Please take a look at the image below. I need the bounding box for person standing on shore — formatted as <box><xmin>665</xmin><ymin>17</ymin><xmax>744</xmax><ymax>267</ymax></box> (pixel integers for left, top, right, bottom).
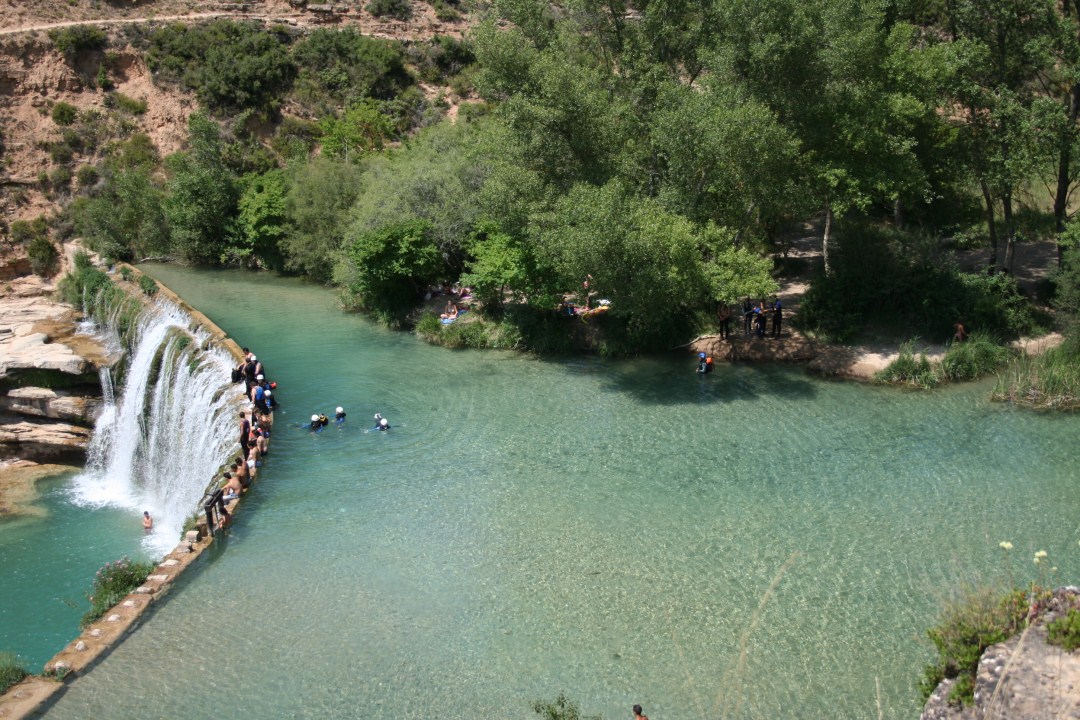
<box><xmin>717</xmin><ymin>302</ymin><xmax>732</xmax><ymax>340</ymax></box>
<box><xmin>239</xmin><ymin>411</ymin><xmax>250</xmax><ymax>458</ymax></box>
<box><xmin>771</xmin><ymin>298</ymin><xmax>783</xmax><ymax>337</ymax></box>
<box><xmin>742</xmin><ymin>297</ymin><xmax>753</xmax><ymax>336</ymax></box>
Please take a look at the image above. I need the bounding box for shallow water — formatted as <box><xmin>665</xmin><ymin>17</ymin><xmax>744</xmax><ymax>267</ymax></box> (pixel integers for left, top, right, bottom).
<box><xmin>0</xmin><ymin>472</ymin><xmax>151</xmax><ymax>670</ymax></box>
<box><xmin>32</xmin><ymin>266</ymin><xmax>1080</xmax><ymax>719</ymax></box>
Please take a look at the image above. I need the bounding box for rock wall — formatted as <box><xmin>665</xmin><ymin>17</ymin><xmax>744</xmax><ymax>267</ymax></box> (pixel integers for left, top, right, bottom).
<box><xmin>922</xmin><ymin>587</ymin><xmax>1080</xmax><ymax>720</ymax></box>
<box><xmin>0</xmin><ymin>264</ymin><xmax>112</xmax><ymax>474</ymax></box>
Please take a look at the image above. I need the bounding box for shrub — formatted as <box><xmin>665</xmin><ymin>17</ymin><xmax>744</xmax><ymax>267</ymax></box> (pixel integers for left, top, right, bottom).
<box><xmin>51</xmin><ymin>101</ymin><xmax>79</xmax><ymax>126</ymax></box>
<box><xmin>920</xmin><ymin>587</ymin><xmax>1032</xmax><ymax>706</ymax></box>
<box><xmin>28</xmin><ymin>236</ymin><xmax>59</xmax><ymax>276</ymax></box>
<box><xmin>58</xmin><ymin>251</ymin><xmax>113</xmax><ymax>306</ymax></box>
<box><xmin>291</xmin><ymin>28</ymin><xmax>411</xmax><ymax>113</ymax></box>
<box><xmin>0</xmin><ymin>653</ymin><xmax>28</xmax><ymax>695</ymax></box>
<box><xmin>81</xmin><ymin>556</ymin><xmax>154</xmax><ymax>627</ymax></box>
<box><xmin>799</xmin><ymin>222</ymin><xmax>1039</xmax><ymax>343</ymax></box>
<box><xmin>1048</xmin><ymin>607</ymin><xmax>1080</xmax><ymax>651</ymax></box>
<box><xmin>76</xmin><ymin>165</ymin><xmax>99</xmax><ymax>187</ymax></box>
<box><xmin>49</xmin><ymin>25</ymin><xmax>107</xmax><ymax>60</ymax></box>
<box><xmin>138</xmin><ymin>274</ymin><xmax>158</xmax><ymax>296</ymax></box>
<box><xmin>112</xmin><ymin>92</ymin><xmax>148</xmax><ymax>115</ymax></box>
<box><xmin>367</xmin><ymin>0</ymin><xmax>413</xmax><ymax>20</ymax></box>
<box><xmin>10</xmin><ymin>217</ymin><xmax>48</xmax><ymax>245</ymax></box>
<box><xmin>50</xmin><ymin>166</ymin><xmax>73</xmax><ymax>189</ymax></box>
<box><xmin>414</xmin><ymin>312</ymin><xmax>443</xmax><ymax>341</ymax></box>
<box><xmin>146</xmin><ymin>21</ymin><xmax>296</xmax><ymax>113</ymax></box>
<box><xmin>119</xmin><ymin>265</ymin><xmax>134</xmax><ymax>282</ymax></box>
<box><xmin>940</xmin><ymin>332</ymin><xmax>1010</xmax><ymax>382</ymax></box>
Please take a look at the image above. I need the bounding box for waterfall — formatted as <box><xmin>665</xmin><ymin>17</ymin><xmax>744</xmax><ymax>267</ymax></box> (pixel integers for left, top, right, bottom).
<box><xmin>71</xmin><ymin>298</ymin><xmax>245</xmax><ymax>556</ymax></box>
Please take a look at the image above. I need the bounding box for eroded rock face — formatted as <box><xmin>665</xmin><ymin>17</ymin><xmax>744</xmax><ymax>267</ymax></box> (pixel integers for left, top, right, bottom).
<box><xmin>0</xmin><ymin>419</ymin><xmax>92</xmax><ymax>460</ymax></box>
<box><xmin>921</xmin><ymin>588</ymin><xmax>1080</xmax><ymax>720</ymax></box>
<box><xmin>0</xmin><ymin>386</ymin><xmax>102</xmax><ymax>423</ymax></box>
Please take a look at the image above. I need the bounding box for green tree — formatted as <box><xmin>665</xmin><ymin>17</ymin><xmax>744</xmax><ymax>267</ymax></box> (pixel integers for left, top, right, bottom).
<box><xmin>73</xmin><ymin>168</ymin><xmax>169</xmax><ymax>261</ymax></box>
<box><xmin>281</xmin><ymin>157</ymin><xmax>364</xmax><ymax>282</ymax></box>
<box><xmin>164</xmin><ymin>113</ymin><xmax>238</xmax><ymax>264</ymax></box>
<box><xmin>235</xmin><ymin>169</ymin><xmax>287</xmax><ymax>269</ymax></box>
<box><xmin>337</xmin><ymin>219</ymin><xmax>446</xmax><ymax>324</ymax></box>
<box><xmin>461</xmin><ymin>221</ymin><xmax>535</xmax><ymax>310</ymax></box>
<box><xmin>291</xmin><ymin>28</ymin><xmax>411</xmax><ymax>113</ymax></box>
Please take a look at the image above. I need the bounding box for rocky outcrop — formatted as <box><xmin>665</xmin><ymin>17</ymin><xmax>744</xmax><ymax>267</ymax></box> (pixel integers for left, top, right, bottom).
<box><xmin>922</xmin><ymin>588</ymin><xmax>1080</xmax><ymax>720</ymax></box>
<box><xmin>0</xmin><ymin>387</ymin><xmax>101</xmax><ymax>423</ymax></box>
<box><xmin>0</xmin><ymin>418</ymin><xmax>92</xmax><ymax>460</ymax></box>
<box><xmin>0</xmin><ymin>265</ymin><xmax>109</xmax><ymax>470</ymax></box>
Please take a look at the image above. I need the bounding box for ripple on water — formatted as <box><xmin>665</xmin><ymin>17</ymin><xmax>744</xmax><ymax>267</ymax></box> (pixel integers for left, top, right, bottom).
<box><xmin>36</xmin><ymin>267</ymin><xmax>1080</xmax><ymax>720</ymax></box>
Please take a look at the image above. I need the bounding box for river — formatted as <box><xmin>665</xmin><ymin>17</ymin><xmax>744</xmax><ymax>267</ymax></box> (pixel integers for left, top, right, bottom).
<box><xmin>27</xmin><ymin>266</ymin><xmax>1080</xmax><ymax>719</ymax></box>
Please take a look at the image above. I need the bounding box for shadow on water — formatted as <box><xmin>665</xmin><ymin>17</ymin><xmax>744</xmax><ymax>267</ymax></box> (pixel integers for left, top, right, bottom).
<box><xmin>540</xmin><ymin>353</ymin><xmax>820</xmax><ymax>406</ymax></box>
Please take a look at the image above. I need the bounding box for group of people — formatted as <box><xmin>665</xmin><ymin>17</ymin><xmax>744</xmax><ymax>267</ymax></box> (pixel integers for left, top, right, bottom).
<box><xmin>715</xmin><ymin>298</ymin><xmax>783</xmax><ymax>340</ymax></box>
<box><xmin>222</xmin><ymin>346</ymin><xmax>278</xmax><ymax>529</ymax></box>
<box><xmin>307</xmin><ymin>407</ymin><xmax>391</xmax><ymax>432</ymax></box>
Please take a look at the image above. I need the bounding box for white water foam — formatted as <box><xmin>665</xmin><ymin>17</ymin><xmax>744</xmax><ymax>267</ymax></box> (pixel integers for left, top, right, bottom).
<box><xmin>70</xmin><ymin>298</ymin><xmax>244</xmax><ymax>556</ymax></box>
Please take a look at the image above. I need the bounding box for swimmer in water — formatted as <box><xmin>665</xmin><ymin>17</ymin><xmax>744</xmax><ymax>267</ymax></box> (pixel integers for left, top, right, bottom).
<box><xmin>310</xmin><ymin>414</ymin><xmax>322</xmax><ymax>431</ymax></box>
<box><xmin>335</xmin><ymin>406</ymin><xmax>346</xmax><ymax>423</ymax></box>
<box><xmin>142</xmin><ymin>511</ymin><xmax>153</xmax><ymax>532</ymax></box>
<box><xmin>373</xmin><ymin>413</ymin><xmax>390</xmax><ymax>431</ymax></box>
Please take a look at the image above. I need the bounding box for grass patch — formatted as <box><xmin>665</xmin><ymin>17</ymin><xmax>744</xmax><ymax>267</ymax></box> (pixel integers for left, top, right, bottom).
<box><xmin>875</xmin><ymin>340</ymin><xmax>940</xmax><ymax>388</ymax></box>
<box><xmin>940</xmin><ymin>332</ymin><xmax>1011</xmax><ymax>382</ymax></box>
<box><xmin>0</xmin><ymin>653</ymin><xmax>28</xmax><ymax>695</ymax></box>
<box><xmin>81</xmin><ymin>557</ymin><xmax>154</xmax><ymax>628</ymax></box>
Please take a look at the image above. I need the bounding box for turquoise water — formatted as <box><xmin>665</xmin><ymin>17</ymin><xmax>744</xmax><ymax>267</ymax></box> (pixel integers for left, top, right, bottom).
<box><xmin>37</xmin><ymin>266</ymin><xmax>1080</xmax><ymax>719</ymax></box>
<box><xmin>0</xmin><ymin>472</ymin><xmax>152</xmax><ymax>670</ymax></box>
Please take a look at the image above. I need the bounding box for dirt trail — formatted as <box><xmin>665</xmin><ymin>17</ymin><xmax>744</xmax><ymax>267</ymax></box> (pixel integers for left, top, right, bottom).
<box><xmin>0</xmin><ymin>13</ymin><xmax>284</xmax><ymax>37</ymax></box>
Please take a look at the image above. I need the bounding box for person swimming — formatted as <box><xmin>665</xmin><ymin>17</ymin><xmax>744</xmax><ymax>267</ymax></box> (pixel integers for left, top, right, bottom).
<box><xmin>373</xmin><ymin>413</ymin><xmax>390</xmax><ymax>431</ymax></box>
<box><xmin>335</xmin><ymin>406</ymin><xmax>346</xmax><ymax>423</ymax></box>
<box><xmin>309</xmin><ymin>414</ymin><xmax>322</xmax><ymax>431</ymax></box>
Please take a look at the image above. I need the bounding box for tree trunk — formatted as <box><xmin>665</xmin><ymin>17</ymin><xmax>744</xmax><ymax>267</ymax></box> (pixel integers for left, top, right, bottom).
<box><xmin>980</xmin><ymin>180</ymin><xmax>998</xmax><ymax>271</ymax></box>
<box><xmin>822</xmin><ymin>206</ymin><xmax>833</xmax><ymax>276</ymax></box>
<box><xmin>893</xmin><ymin>198</ymin><xmax>904</xmax><ymax>229</ymax></box>
<box><xmin>1002</xmin><ymin>191</ymin><xmax>1016</xmax><ymax>273</ymax></box>
<box><xmin>1053</xmin><ymin>84</ymin><xmax>1080</xmax><ymax>268</ymax></box>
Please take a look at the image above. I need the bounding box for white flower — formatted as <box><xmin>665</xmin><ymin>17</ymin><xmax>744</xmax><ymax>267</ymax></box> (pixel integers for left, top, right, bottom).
<box><xmin>1036</xmin><ymin>550</ymin><xmax>1048</xmax><ymax>559</ymax></box>
<box><xmin>1000</xmin><ymin>541</ymin><xmax>1014</xmax><ymax>551</ymax></box>
<box><xmin>1034</xmin><ymin>557</ymin><xmax>1042</xmax><ymax>565</ymax></box>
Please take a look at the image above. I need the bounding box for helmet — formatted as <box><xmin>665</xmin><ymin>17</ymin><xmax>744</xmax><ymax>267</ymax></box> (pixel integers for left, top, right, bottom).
<box><xmin>264</xmin><ymin>390</ymin><xmax>272</xmax><ymax>396</ymax></box>
<box><xmin>336</xmin><ymin>407</ymin><xmax>344</xmax><ymax>414</ymax></box>
<box><xmin>250</xmin><ymin>356</ymin><xmax>256</xmax><ymax>362</ymax></box>
<box><xmin>257</xmin><ymin>374</ymin><xmax>264</xmax><ymax>380</ymax></box>
<box><xmin>311</xmin><ymin>414</ymin><xmax>319</xmax><ymax>422</ymax></box>
<box><xmin>698</xmin><ymin>352</ymin><xmax>706</xmax><ymax>359</ymax></box>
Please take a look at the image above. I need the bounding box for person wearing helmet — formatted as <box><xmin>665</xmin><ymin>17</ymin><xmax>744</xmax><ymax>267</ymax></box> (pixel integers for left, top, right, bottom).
<box><xmin>263</xmin><ymin>389</ymin><xmax>274</xmax><ymax>411</ymax></box>
<box><xmin>318</xmin><ymin>413</ymin><xmax>329</xmax><ymax>427</ymax></box>
<box><xmin>374</xmin><ymin>413</ymin><xmax>390</xmax><ymax>431</ymax></box>
<box><xmin>697</xmin><ymin>352</ymin><xmax>713</xmax><ymax>374</ymax></box>
<box><xmin>335</xmin><ymin>406</ymin><xmax>347</xmax><ymax>423</ymax></box>
<box><xmin>310</xmin><ymin>414</ymin><xmax>322</xmax><ymax>431</ymax></box>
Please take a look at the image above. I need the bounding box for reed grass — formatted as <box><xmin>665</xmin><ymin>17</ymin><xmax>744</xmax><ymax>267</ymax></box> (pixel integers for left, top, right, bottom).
<box><xmin>992</xmin><ymin>335</ymin><xmax>1080</xmax><ymax>409</ymax></box>
<box><xmin>0</xmin><ymin>653</ymin><xmax>28</xmax><ymax>695</ymax></box>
